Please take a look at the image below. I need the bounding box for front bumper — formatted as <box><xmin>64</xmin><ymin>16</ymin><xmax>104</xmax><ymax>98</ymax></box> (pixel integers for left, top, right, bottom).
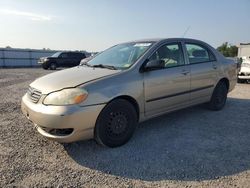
<box><xmin>21</xmin><ymin>94</ymin><xmax>105</xmax><ymax>143</ymax></box>
<box><xmin>238</xmin><ymin>75</ymin><xmax>250</xmax><ymax>80</ymax></box>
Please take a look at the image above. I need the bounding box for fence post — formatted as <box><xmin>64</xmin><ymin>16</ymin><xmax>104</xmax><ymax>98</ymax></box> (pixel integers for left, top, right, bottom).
<box><xmin>2</xmin><ymin>49</ymin><xmax>6</xmax><ymax>67</ymax></box>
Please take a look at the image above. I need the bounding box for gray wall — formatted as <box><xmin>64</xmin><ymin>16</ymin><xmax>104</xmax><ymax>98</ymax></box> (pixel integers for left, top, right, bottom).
<box><xmin>0</xmin><ymin>48</ymin><xmax>57</xmax><ymax>67</ymax></box>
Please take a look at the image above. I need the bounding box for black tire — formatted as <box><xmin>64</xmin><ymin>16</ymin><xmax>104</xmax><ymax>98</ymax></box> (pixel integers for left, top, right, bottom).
<box><xmin>237</xmin><ymin>78</ymin><xmax>242</xmax><ymax>83</ymax></box>
<box><xmin>237</xmin><ymin>78</ymin><xmax>245</xmax><ymax>84</ymax></box>
<box><xmin>42</xmin><ymin>64</ymin><xmax>49</xmax><ymax>70</ymax></box>
<box><xmin>94</xmin><ymin>99</ymin><xmax>137</xmax><ymax>147</ymax></box>
<box><xmin>208</xmin><ymin>81</ymin><xmax>228</xmax><ymax>111</ymax></box>
<box><xmin>50</xmin><ymin>63</ymin><xmax>57</xmax><ymax>70</ymax></box>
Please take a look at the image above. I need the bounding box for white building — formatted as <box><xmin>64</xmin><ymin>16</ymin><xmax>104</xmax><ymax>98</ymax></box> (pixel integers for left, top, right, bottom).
<box><xmin>238</xmin><ymin>43</ymin><xmax>250</xmax><ymax>58</ymax></box>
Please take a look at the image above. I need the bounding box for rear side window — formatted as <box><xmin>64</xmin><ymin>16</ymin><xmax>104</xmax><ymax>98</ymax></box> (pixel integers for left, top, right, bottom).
<box><xmin>78</xmin><ymin>53</ymin><xmax>86</xmax><ymax>58</ymax></box>
<box><xmin>81</xmin><ymin>53</ymin><xmax>86</xmax><ymax>58</ymax></box>
<box><xmin>69</xmin><ymin>52</ymin><xmax>86</xmax><ymax>58</ymax></box>
<box><xmin>68</xmin><ymin>52</ymin><xmax>77</xmax><ymax>58</ymax></box>
<box><xmin>185</xmin><ymin>43</ymin><xmax>216</xmax><ymax>64</ymax></box>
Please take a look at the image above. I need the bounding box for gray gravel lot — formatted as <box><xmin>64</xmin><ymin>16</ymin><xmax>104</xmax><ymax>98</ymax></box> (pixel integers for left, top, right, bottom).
<box><xmin>0</xmin><ymin>68</ymin><xmax>250</xmax><ymax>188</ymax></box>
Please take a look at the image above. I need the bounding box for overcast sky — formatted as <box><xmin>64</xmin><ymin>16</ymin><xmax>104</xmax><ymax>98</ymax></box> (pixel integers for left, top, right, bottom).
<box><xmin>0</xmin><ymin>0</ymin><xmax>249</xmax><ymax>52</ymax></box>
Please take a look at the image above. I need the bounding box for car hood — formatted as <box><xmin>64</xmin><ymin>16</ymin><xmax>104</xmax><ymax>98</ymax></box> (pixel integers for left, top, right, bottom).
<box><xmin>240</xmin><ymin>67</ymin><xmax>250</xmax><ymax>73</ymax></box>
<box><xmin>30</xmin><ymin>66</ymin><xmax>121</xmax><ymax>94</ymax></box>
<box><xmin>39</xmin><ymin>57</ymin><xmax>48</xmax><ymax>60</ymax></box>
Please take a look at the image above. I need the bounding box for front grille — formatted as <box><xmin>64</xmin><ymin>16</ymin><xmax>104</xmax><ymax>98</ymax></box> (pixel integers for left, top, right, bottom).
<box><xmin>239</xmin><ymin>72</ymin><xmax>250</xmax><ymax>76</ymax></box>
<box><xmin>40</xmin><ymin>126</ymin><xmax>74</xmax><ymax>136</ymax></box>
<box><xmin>27</xmin><ymin>87</ymin><xmax>42</xmax><ymax>103</ymax></box>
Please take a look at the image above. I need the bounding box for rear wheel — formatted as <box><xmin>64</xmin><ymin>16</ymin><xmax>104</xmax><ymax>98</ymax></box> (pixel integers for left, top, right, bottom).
<box><xmin>95</xmin><ymin>99</ymin><xmax>137</xmax><ymax>147</ymax></box>
<box><xmin>208</xmin><ymin>81</ymin><xmax>228</xmax><ymax>111</ymax></box>
<box><xmin>50</xmin><ymin>63</ymin><xmax>57</xmax><ymax>70</ymax></box>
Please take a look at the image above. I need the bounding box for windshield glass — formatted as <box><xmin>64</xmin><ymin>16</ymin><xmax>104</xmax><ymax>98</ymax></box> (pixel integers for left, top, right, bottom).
<box><xmin>51</xmin><ymin>52</ymin><xmax>62</xmax><ymax>57</ymax></box>
<box><xmin>87</xmin><ymin>42</ymin><xmax>153</xmax><ymax>69</ymax></box>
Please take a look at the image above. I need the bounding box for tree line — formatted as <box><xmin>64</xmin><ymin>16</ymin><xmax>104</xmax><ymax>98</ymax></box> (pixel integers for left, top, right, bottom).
<box><xmin>217</xmin><ymin>42</ymin><xmax>238</xmax><ymax>57</ymax></box>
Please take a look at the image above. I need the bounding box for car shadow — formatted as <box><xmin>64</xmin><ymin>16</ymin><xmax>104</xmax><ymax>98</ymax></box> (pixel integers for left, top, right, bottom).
<box><xmin>64</xmin><ymin>97</ymin><xmax>250</xmax><ymax>181</ymax></box>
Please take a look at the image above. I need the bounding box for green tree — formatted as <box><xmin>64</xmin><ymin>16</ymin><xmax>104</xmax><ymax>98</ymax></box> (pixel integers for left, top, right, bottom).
<box><xmin>217</xmin><ymin>42</ymin><xmax>238</xmax><ymax>57</ymax></box>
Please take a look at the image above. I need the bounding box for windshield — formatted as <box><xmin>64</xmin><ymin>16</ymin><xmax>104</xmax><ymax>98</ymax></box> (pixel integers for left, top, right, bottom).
<box><xmin>51</xmin><ymin>52</ymin><xmax>62</xmax><ymax>57</ymax></box>
<box><xmin>87</xmin><ymin>42</ymin><xmax>153</xmax><ymax>69</ymax></box>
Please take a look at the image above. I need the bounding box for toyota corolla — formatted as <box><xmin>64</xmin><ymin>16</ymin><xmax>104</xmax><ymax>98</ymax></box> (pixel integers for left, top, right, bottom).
<box><xmin>21</xmin><ymin>38</ymin><xmax>237</xmax><ymax>147</ymax></box>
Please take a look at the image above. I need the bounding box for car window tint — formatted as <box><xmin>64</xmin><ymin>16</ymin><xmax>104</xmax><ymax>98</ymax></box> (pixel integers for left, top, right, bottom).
<box><xmin>149</xmin><ymin>43</ymin><xmax>185</xmax><ymax>68</ymax></box>
<box><xmin>68</xmin><ymin>53</ymin><xmax>75</xmax><ymax>58</ymax></box>
<box><xmin>185</xmin><ymin>43</ymin><xmax>215</xmax><ymax>64</ymax></box>
<box><xmin>60</xmin><ymin>53</ymin><xmax>68</xmax><ymax>58</ymax></box>
<box><xmin>69</xmin><ymin>53</ymin><xmax>80</xmax><ymax>58</ymax></box>
<box><xmin>77</xmin><ymin>53</ymin><xmax>86</xmax><ymax>58</ymax></box>
<box><xmin>81</xmin><ymin>53</ymin><xmax>86</xmax><ymax>58</ymax></box>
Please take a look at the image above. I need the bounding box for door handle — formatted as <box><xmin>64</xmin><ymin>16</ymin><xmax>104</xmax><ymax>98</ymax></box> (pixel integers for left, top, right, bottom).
<box><xmin>213</xmin><ymin>64</ymin><xmax>217</xmax><ymax>69</ymax></box>
<box><xmin>181</xmin><ymin>70</ymin><xmax>189</xmax><ymax>75</ymax></box>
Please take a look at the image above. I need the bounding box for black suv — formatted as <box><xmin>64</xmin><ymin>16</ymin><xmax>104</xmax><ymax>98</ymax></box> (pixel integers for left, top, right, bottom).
<box><xmin>38</xmin><ymin>51</ymin><xmax>86</xmax><ymax>70</ymax></box>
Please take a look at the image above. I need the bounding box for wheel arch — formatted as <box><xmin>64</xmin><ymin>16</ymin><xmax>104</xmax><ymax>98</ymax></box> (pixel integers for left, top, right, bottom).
<box><xmin>49</xmin><ymin>61</ymin><xmax>57</xmax><ymax>66</ymax></box>
<box><xmin>218</xmin><ymin>77</ymin><xmax>229</xmax><ymax>91</ymax></box>
<box><xmin>108</xmin><ymin>95</ymin><xmax>140</xmax><ymax>121</ymax></box>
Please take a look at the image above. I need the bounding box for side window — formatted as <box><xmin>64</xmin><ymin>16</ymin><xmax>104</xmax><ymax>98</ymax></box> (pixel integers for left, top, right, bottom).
<box><xmin>185</xmin><ymin>43</ymin><xmax>216</xmax><ymax>64</ymax></box>
<box><xmin>149</xmin><ymin>43</ymin><xmax>185</xmax><ymax>68</ymax></box>
<box><xmin>73</xmin><ymin>53</ymin><xmax>80</xmax><ymax>58</ymax></box>
<box><xmin>60</xmin><ymin>53</ymin><xmax>68</xmax><ymax>58</ymax></box>
<box><xmin>72</xmin><ymin>53</ymin><xmax>86</xmax><ymax>59</ymax></box>
<box><xmin>68</xmin><ymin>53</ymin><xmax>74</xmax><ymax>58</ymax></box>
<box><xmin>81</xmin><ymin>53</ymin><xmax>86</xmax><ymax>59</ymax></box>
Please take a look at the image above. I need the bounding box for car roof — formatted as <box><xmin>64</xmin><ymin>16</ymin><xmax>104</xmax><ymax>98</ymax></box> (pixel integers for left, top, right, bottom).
<box><xmin>61</xmin><ymin>51</ymin><xmax>84</xmax><ymax>54</ymax></box>
<box><xmin>126</xmin><ymin>38</ymin><xmax>207</xmax><ymax>44</ymax></box>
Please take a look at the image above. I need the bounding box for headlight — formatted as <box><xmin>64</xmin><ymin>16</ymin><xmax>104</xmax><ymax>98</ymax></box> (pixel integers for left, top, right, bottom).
<box><xmin>43</xmin><ymin>88</ymin><xmax>88</xmax><ymax>105</ymax></box>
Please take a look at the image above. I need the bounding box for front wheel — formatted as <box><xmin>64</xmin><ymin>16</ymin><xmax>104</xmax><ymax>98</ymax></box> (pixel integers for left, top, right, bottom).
<box><xmin>94</xmin><ymin>99</ymin><xmax>137</xmax><ymax>147</ymax></box>
<box><xmin>50</xmin><ymin>63</ymin><xmax>57</xmax><ymax>70</ymax></box>
<box><xmin>207</xmin><ymin>82</ymin><xmax>228</xmax><ymax>111</ymax></box>
<box><xmin>42</xmin><ymin>64</ymin><xmax>49</xmax><ymax>70</ymax></box>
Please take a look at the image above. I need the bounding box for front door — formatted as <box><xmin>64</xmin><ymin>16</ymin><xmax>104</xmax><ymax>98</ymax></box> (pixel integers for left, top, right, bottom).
<box><xmin>143</xmin><ymin>42</ymin><xmax>190</xmax><ymax>117</ymax></box>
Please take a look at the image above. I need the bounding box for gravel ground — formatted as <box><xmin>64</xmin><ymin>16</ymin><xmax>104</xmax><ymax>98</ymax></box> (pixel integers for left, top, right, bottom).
<box><xmin>0</xmin><ymin>68</ymin><xmax>250</xmax><ymax>188</ymax></box>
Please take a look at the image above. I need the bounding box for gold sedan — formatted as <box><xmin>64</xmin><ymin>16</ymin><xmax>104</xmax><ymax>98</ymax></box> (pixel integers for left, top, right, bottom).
<box><xmin>21</xmin><ymin>38</ymin><xmax>237</xmax><ymax>147</ymax></box>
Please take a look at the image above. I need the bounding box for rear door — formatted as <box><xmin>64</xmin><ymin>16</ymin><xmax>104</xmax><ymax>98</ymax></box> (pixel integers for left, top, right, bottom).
<box><xmin>144</xmin><ymin>42</ymin><xmax>191</xmax><ymax>117</ymax></box>
<box><xmin>184</xmin><ymin>43</ymin><xmax>218</xmax><ymax>104</ymax></box>
<box><xmin>59</xmin><ymin>52</ymin><xmax>71</xmax><ymax>67</ymax></box>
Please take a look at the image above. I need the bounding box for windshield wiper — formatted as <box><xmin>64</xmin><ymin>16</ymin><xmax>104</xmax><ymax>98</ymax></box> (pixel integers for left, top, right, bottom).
<box><xmin>80</xmin><ymin>62</ymin><xmax>93</xmax><ymax>67</ymax></box>
<box><xmin>92</xmin><ymin>64</ymin><xmax>117</xmax><ymax>70</ymax></box>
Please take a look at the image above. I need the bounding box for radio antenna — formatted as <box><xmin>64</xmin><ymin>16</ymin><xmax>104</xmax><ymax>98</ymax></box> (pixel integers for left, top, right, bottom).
<box><xmin>182</xmin><ymin>26</ymin><xmax>190</xmax><ymax>37</ymax></box>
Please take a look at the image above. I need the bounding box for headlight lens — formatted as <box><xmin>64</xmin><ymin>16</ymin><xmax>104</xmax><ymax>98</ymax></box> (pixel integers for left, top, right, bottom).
<box><xmin>43</xmin><ymin>88</ymin><xmax>88</xmax><ymax>105</ymax></box>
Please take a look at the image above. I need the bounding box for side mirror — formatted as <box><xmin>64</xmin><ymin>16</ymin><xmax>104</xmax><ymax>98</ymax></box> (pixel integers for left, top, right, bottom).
<box><xmin>142</xmin><ymin>59</ymin><xmax>165</xmax><ymax>72</ymax></box>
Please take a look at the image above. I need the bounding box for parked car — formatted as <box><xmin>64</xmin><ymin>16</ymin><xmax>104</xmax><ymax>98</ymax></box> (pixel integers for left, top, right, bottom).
<box><xmin>38</xmin><ymin>51</ymin><xmax>86</xmax><ymax>70</ymax></box>
<box><xmin>21</xmin><ymin>38</ymin><xmax>237</xmax><ymax>147</ymax></box>
<box><xmin>237</xmin><ymin>56</ymin><xmax>250</xmax><ymax>83</ymax></box>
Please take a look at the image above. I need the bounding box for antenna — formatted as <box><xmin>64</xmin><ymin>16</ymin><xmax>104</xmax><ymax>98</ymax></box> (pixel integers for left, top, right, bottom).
<box><xmin>182</xmin><ymin>26</ymin><xmax>190</xmax><ymax>38</ymax></box>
